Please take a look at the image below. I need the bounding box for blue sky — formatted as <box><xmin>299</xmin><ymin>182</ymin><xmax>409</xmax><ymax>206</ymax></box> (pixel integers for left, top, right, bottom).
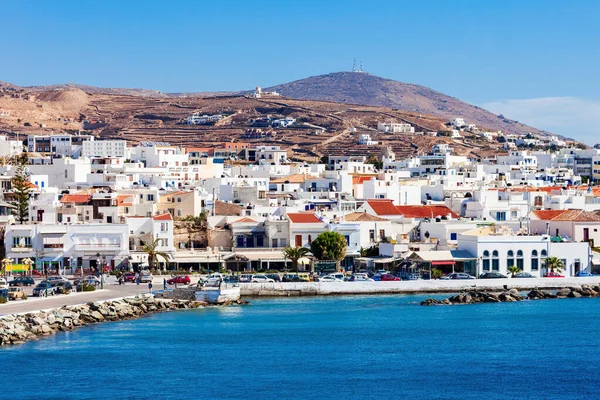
<box><xmin>2</xmin><ymin>0</ymin><xmax>599</xmax><ymax>142</ymax></box>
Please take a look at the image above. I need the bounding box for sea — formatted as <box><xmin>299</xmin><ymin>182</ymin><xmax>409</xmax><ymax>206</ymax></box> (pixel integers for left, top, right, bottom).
<box><xmin>2</xmin><ymin>295</ymin><xmax>600</xmax><ymax>400</ymax></box>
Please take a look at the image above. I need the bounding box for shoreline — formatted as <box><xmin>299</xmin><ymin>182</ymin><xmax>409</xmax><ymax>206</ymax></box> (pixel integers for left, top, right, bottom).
<box><xmin>0</xmin><ymin>295</ymin><xmax>207</xmax><ymax>347</ymax></box>
<box><xmin>240</xmin><ymin>277</ymin><xmax>600</xmax><ymax>296</ymax></box>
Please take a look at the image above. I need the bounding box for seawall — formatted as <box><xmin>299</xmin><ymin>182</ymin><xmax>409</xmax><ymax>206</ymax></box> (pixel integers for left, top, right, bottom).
<box><xmin>0</xmin><ymin>296</ymin><xmax>204</xmax><ymax>346</ymax></box>
<box><xmin>240</xmin><ymin>277</ymin><xmax>600</xmax><ymax>296</ymax></box>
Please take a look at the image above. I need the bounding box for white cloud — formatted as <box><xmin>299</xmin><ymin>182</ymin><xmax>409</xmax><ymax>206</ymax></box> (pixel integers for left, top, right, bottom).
<box><xmin>482</xmin><ymin>97</ymin><xmax>600</xmax><ymax>145</ymax></box>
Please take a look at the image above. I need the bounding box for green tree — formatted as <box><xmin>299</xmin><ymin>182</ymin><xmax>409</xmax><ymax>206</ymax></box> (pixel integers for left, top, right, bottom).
<box><xmin>283</xmin><ymin>246</ymin><xmax>310</xmax><ymax>273</ymax></box>
<box><xmin>544</xmin><ymin>256</ymin><xmax>564</xmax><ymax>274</ymax></box>
<box><xmin>10</xmin><ymin>164</ymin><xmax>32</xmax><ymax>224</ymax></box>
<box><xmin>366</xmin><ymin>154</ymin><xmax>383</xmax><ymax>170</ymax></box>
<box><xmin>431</xmin><ymin>268</ymin><xmax>444</xmax><ymax>279</ymax></box>
<box><xmin>310</xmin><ymin>231</ymin><xmax>347</xmax><ymax>262</ymax></box>
<box><xmin>142</xmin><ymin>238</ymin><xmax>171</xmax><ymax>272</ymax></box>
<box><xmin>507</xmin><ymin>265</ymin><xmax>521</xmax><ymax>278</ymax></box>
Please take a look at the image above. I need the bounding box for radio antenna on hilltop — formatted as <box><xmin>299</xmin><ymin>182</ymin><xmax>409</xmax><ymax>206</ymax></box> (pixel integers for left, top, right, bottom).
<box><xmin>353</xmin><ymin>57</ymin><xmax>357</xmax><ymax>72</ymax></box>
<box><xmin>359</xmin><ymin>61</ymin><xmax>363</xmax><ymax>73</ymax></box>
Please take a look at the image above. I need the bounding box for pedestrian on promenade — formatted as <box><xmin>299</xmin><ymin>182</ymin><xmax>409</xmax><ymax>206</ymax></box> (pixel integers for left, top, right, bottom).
<box><xmin>163</xmin><ymin>278</ymin><xmax>167</xmax><ymax>290</ymax></box>
<box><xmin>148</xmin><ymin>282</ymin><xmax>153</xmax><ymax>293</ymax></box>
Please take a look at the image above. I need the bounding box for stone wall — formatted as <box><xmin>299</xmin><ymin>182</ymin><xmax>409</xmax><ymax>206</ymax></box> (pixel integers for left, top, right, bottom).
<box><xmin>0</xmin><ymin>296</ymin><xmax>205</xmax><ymax>346</ymax></box>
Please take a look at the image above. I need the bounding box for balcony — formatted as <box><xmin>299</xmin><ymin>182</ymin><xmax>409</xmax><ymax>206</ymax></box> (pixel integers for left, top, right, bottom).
<box><xmin>43</xmin><ymin>243</ymin><xmax>64</xmax><ymax>249</ymax></box>
<box><xmin>11</xmin><ymin>246</ymin><xmax>33</xmax><ymax>253</ymax></box>
<box><xmin>75</xmin><ymin>243</ymin><xmax>122</xmax><ymax>251</ymax></box>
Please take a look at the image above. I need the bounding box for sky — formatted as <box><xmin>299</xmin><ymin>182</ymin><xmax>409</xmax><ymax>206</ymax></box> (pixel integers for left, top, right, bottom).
<box><xmin>1</xmin><ymin>0</ymin><xmax>599</xmax><ymax>143</ymax></box>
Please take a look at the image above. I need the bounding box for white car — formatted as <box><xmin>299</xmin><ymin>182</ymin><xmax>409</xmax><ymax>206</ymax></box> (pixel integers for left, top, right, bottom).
<box><xmin>139</xmin><ymin>273</ymin><xmax>153</xmax><ymax>283</ymax></box>
<box><xmin>250</xmin><ymin>274</ymin><xmax>275</xmax><ymax>283</ymax></box>
<box><xmin>47</xmin><ymin>275</ymin><xmax>69</xmax><ymax>283</ymax></box>
<box><xmin>349</xmin><ymin>273</ymin><xmax>374</xmax><ymax>282</ymax></box>
<box><xmin>0</xmin><ymin>277</ymin><xmax>7</xmax><ymax>290</ymax></box>
<box><xmin>319</xmin><ymin>275</ymin><xmax>343</xmax><ymax>282</ymax></box>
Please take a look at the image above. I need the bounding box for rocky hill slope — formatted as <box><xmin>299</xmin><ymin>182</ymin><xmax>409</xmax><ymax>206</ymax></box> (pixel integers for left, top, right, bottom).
<box><xmin>267</xmin><ymin>72</ymin><xmax>548</xmax><ymax>137</ymax></box>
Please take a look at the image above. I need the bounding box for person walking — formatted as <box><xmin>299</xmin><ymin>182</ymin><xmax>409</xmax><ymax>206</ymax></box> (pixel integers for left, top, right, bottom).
<box><xmin>163</xmin><ymin>278</ymin><xmax>167</xmax><ymax>291</ymax></box>
<box><xmin>148</xmin><ymin>282</ymin><xmax>153</xmax><ymax>294</ymax></box>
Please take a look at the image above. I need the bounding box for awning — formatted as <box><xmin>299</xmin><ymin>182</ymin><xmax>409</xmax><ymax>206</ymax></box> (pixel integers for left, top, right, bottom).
<box><xmin>592</xmin><ymin>259</ymin><xmax>600</xmax><ymax>265</ymax></box>
<box><xmin>431</xmin><ymin>261</ymin><xmax>456</xmax><ymax>266</ymax></box>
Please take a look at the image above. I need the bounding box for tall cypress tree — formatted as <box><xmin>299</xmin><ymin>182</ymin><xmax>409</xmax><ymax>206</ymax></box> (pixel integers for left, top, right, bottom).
<box><xmin>10</xmin><ymin>164</ymin><xmax>32</xmax><ymax>224</ymax></box>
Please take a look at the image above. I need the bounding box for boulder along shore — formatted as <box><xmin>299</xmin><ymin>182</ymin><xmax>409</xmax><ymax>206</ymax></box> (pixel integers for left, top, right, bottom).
<box><xmin>421</xmin><ymin>284</ymin><xmax>600</xmax><ymax>306</ymax></box>
<box><xmin>0</xmin><ymin>296</ymin><xmax>218</xmax><ymax>346</ymax></box>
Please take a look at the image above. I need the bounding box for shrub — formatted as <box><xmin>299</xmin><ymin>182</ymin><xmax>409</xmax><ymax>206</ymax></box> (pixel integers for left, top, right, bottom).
<box><xmin>0</xmin><ymin>297</ymin><xmax>7</xmax><ymax>304</ymax></box>
<box><xmin>78</xmin><ymin>284</ymin><xmax>96</xmax><ymax>292</ymax></box>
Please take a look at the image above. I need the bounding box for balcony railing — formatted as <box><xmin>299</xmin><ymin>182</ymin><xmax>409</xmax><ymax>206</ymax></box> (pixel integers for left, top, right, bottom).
<box><xmin>43</xmin><ymin>243</ymin><xmax>64</xmax><ymax>249</ymax></box>
<box><xmin>75</xmin><ymin>243</ymin><xmax>122</xmax><ymax>250</ymax></box>
<box><xmin>11</xmin><ymin>246</ymin><xmax>33</xmax><ymax>252</ymax></box>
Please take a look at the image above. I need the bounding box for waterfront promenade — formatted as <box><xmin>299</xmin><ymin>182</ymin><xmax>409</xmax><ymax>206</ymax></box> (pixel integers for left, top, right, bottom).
<box><xmin>4</xmin><ymin>276</ymin><xmax>600</xmax><ymax>316</ymax></box>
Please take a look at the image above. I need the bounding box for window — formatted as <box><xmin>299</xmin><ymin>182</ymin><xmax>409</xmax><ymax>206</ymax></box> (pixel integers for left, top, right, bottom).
<box><xmin>177</xmin><ymin>209</ymin><xmax>182</xmax><ymax>217</ymax></box>
<box><xmin>516</xmin><ymin>250</ymin><xmax>524</xmax><ymax>269</ymax></box>
<box><xmin>541</xmin><ymin>249</ymin><xmax>547</xmax><ymax>259</ymax></box>
<box><xmin>308</xmin><ymin>235</ymin><xmax>312</xmax><ymax>244</ymax></box>
<box><xmin>276</xmin><ymin>225</ymin><xmax>282</xmax><ymax>233</ymax></box>
<box><xmin>177</xmin><ymin>198</ymin><xmax>182</xmax><ymax>203</ymax></box>
<box><xmin>161</xmin><ymin>223</ymin><xmax>167</xmax><ymax>232</ymax></box>
<box><xmin>531</xmin><ymin>250</ymin><xmax>539</xmax><ymax>271</ymax></box>
<box><xmin>272</xmin><ymin>239</ymin><xmax>278</xmax><ymax>247</ymax></box>
<box><xmin>369</xmin><ymin>230</ymin><xmax>375</xmax><ymax>242</ymax></box>
<box><xmin>507</xmin><ymin>250</ymin><xmax>514</xmax><ymax>268</ymax></box>
<box><xmin>147</xmin><ymin>194</ymin><xmax>155</xmax><ymax>201</ymax></box>
<box><xmin>496</xmin><ymin>212</ymin><xmax>506</xmax><ymax>221</ymax></box>
<box><xmin>492</xmin><ymin>250</ymin><xmax>499</xmax><ymax>271</ymax></box>
<box><xmin>379</xmin><ymin>229</ymin><xmax>385</xmax><ymax>240</ymax></box>
<box><xmin>450</xmin><ymin>232</ymin><xmax>457</xmax><ymax>241</ymax></box>
<box><xmin>482</xmin><ymin>250</ymin><xmax>490</xmax><ymax>271</ymax></box>
<box><xmin>280</xmin><ymin>238</ymin><xmax>287</xmax><ymax>247</ymax></box>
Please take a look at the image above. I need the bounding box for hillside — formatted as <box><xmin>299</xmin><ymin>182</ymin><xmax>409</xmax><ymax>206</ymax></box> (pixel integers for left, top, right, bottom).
<box><xmin>0</xmin><ymin>85</ymin><xmax>510</xmax><ymax>160</ymax></box>
<box><xmin>267</xmin><ymin>72</ymin><xmax>549</xmax><ymax>137</ymax></box>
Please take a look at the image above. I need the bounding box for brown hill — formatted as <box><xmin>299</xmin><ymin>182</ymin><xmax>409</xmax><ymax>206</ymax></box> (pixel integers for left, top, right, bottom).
<box><xmin>266</xmin><ymin>72</ymin><xmax>549</xmax><ymax>137</ymax></box>
<box><xmin>0</xmin><ymin>86</ymin><xmax>511</xmax><ymax>160</ymax></box>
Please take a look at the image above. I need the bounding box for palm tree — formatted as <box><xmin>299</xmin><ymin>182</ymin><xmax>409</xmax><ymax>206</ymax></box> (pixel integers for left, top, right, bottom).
<box><xmin>142</xmin><ymin>238</ymin><xmax>171</xmax><ymax>272</ymax></box>
<box><xmin>507</xmin><ymin>265</ymin><xmax>521</xmax><ymax>278</ymax></box>
<box><xmin>544</xmin><ymin>256</ymin><xmax>564</xmax><ymax>275</ymax></box>
<box><xmin>283</xmin><ymin>246</ymin><xmax>310</xmax><ymax>273</ymax></box>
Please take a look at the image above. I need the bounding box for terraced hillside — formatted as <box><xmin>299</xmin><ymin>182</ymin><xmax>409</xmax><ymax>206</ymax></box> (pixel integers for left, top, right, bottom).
<box><xmin>0</xmin><ymin>84</ymin><xmax>507</xmax><ymax>159</ymax></box>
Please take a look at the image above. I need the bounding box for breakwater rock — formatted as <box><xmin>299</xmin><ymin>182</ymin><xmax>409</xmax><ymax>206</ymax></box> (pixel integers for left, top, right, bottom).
<box><xmin>0</xmin><ymin>296</ymin><xmax>205</xmax><ymax>346</ymax></box>
<box><xmin>421</xmin><ymin>285</ymin><xmax>600</xmax><ymax>306</ymax></box>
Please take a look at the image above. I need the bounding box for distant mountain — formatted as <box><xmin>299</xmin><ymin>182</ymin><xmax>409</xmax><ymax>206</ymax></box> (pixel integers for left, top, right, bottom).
<box><xmin>266</xmin><ymin>72</ymin><xmax>549</xmax><ymax>137</ymax></box>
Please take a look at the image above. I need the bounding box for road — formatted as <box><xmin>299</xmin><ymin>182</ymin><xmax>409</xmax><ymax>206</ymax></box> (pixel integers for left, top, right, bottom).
<box><xmin>0</xmin><ymin>275</ymin><xmax>199</xmax><ymax>316</ymax></box>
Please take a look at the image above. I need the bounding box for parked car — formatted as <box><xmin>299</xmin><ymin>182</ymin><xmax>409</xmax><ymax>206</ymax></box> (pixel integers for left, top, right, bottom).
<box><xmin>282</xmin><ymin>274</ymin><xmax>301</xmax><ymax>282</ymax></box>
<box><xmin>265</xmin><ymin>273</ymin><xmax>283</xmax><ymax>282</ymax></box>
<box><xmin>47</xmin><ymin>276</ymin><xmax>69</xmax><ymax>284</ymax></box>
<box><xmin>319</xmin><ymin>275</ymin><xmax>343</xmax><ymax>282</ymax></box>
<box><xmin>576</xmin><ymin>271</ymin><xmax>596</xmax><ymax>277</ymax></box>
<box><xmin>139</xmin><ymin>273</ymin><xmax>153</xmax><ymax>283</ymax></box>
<box><xmin>441</xmin><ymin>273</ymin><xmax>476</xmax><ymax>280</ymax></box>
<box><xmin>124</xmin><ymin>272</ymin><xmax>136</xmax><ymax>282</ymax></box>
<box><xmin>380</xmin><ymin>273</ymin><xmax>401</xmax><ymax>281</ymax></box>
<box><xmin>9</xmin><ymin>276</ymin><xmax>35</xmax><ymax>286</ymax></box>
<box><xmin>479</xmin><ymin>272</ymin><xmax>508</xmax><ymax>279</ymax></box>
<box><xmin>347</xmin><ymin>273</ymin><xmax>374</xmax><ymax>282</ymax></box>
<box><xmin>239</xmin><ymin>274</ymin><xmax>253</xmax><ymax>283</ymax></box>
<box><xmin>297</xmin><ymin>273</ymin><xmax>311</xmax><ymax>282</ymax></box>
<box><xmin>223</xmin><ymin>275</ymin><xmax>239</xmax><ymax>284</ymax></box>
<box><xmin>8</xmin><ymin>287</ymin><xmax>26</xmax><ymax>300</ymax></box>
<box><xmin>167</xmin><ymin>275</ymin><xmax>191</xmax><ymax>285</ymax></box>
<box><xmin>74</xmin><ymin>276</ymin><xmax>101</xmax><ymax>287</ymax></box>
<box><xmin>33</xmin><ymin>281</ymin><xmax>56</xmax><ymax>297</ymax></box>
<box><xmin>514</xmin><ymin>272</ymin><xmax>534</xmax><ymax>278</ymax></box>
<box><xmin>251</xmin><ymin>274</ymin><xmax>275</xmax><ymax>283</ymax></box>
<box><xmin>53</xmin><ymin>280</ymin><xmax>73</xmax><ymax>293</ymax></box>
<box><xmin>0</xmin><ymin>278</ymin><xmax>7</xmax><ymax>290</ymax></box>
<box><xmin>544</xmin><ymin>272</ymin><xmax>565</xmax><ymax>278</ymax></box>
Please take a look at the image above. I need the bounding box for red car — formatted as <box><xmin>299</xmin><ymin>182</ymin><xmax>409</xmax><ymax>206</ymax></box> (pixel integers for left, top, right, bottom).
<box><xmin>380</xmin><ymin>273</ymin><xmax>400</xmax><ymax>281</ymax></box>
<box><xmin>544</xmin><ymin>272</ymin><xmax>565</xmax><ymax>278</ymax></box>
<box><xmin>167</xmin><ymin>275</ymin><xmax>191</xmax><ymax>285</ymax></box>
<box><xmin>124</xmin><ymin>272</ymin><xmax>136</xmax><ymax>282</ymax></box>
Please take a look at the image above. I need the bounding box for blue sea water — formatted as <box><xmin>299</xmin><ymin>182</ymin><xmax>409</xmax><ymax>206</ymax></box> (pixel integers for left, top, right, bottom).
<box><xmin>2</xmin><ymin>295</ymin><xmax>600</xmax><ymax>399</ymax></box>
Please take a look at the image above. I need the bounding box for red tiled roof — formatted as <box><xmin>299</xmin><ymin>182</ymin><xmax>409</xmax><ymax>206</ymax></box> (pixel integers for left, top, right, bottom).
<box><xmin>117</xmin><ymin>195</ymin><xmax>133</xmax><ymax>206</ymax></box>
<box><xmin>532</xmin><ymin>210</ymin><xmax>567</xmax><ymax>220</ymax></box>
<box><xmin>396</xmin><ymin>205</ymin><xmax>460</xmax><ymax>219</ymax></box>
<box><xmin>233</xmin><ymin>217</ymin><xmax>257</xmax><ymax>223</ymax></box>
<box><xmin>533</xmin><ymin>209</ymin><xmax>600</xmax><ymax>222</ymax></box>
<box><xmin>343</xmin><ymin>212</ymin><xmax>388</xmax><ymax>222</ymax></box>
<box><xmin>60</xmin><ymin>194</ymin><xmax>91</xmax><ymax>204</ymax></box>
<box><xmin>352</xmin><ymin>175</ymin><xmax>377</xmax><ymax>185</ymax></box>
<box><xmin>366</xmin><ymin>200</ymin><xmax>403</xmax><ymax>216</ymax></box>
<box><xmin>152</xmin><ymin>213</ymin><xmax>173</xmax><ymax>221</ymax></box>
<box><xmin>287</xmin><ymin>213</ymin><xmax>322</xmax><ymax>223</ymax></box>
